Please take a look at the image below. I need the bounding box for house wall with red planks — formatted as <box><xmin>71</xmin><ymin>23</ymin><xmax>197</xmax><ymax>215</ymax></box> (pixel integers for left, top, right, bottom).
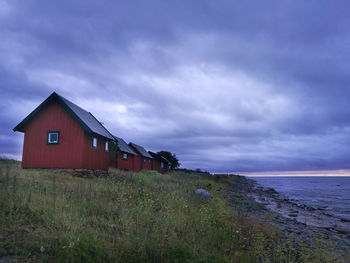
<box><xmin>21</xmin><ymin>100</ymin><xmax>85</xmax><ymax>169</ymax></box>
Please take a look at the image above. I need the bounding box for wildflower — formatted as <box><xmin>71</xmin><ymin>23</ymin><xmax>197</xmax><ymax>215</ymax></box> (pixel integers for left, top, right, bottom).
<box><xmin>40</xmin><ymin>246</ymin><xmax>45</xmax><ymax>252</ymax></box>
<box><xmin>110</xmin><ymin>224</ymin><xmax>117</xmax><ymax>228</ymax></box>
<box><xmin>69</xmin><ymin>242</ymin><xmax>74</xmax><ymax>248</ymax></box>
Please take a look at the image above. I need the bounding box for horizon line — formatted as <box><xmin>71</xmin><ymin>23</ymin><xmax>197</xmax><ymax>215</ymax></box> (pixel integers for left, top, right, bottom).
<box><xmin>241</xmin><ymin>169</ymin><xmax>350</xmax><ymax>177</ymax></box>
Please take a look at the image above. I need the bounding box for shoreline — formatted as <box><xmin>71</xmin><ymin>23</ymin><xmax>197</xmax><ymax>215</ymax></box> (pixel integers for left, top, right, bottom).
<box><xmin>249</xmin><ymin>179</ymin><xmax>350</xmax><ymax>235</ymax></box>
<box><xmin>225</xmin><ymin>175</ymin><xmax>350</xmax><ymax>250</ymax></box>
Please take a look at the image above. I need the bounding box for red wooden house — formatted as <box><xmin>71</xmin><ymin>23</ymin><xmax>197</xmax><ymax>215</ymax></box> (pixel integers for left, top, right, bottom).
<box><xmin>159</xmin><ymin>155</ymin><xmax>170</xmax><ymax>173</ymax></box>
<box><xmin>112</xmin><ymin>135</ymin><xmax>137</xmax><ymax>171</ymax></box>
<box><xmin>13</xmin><ymin>92</ymin><xmax>175</xmax><ymax>173</ymax></box>
<box><xmin>13</xmin><ymin>92</ymin><xmax>116</xmax><ymax>170</ymax></box>
<box><xmin>148</xmin><ymin>151</ymin><xmax>170</xmax><ymax>173</ymax></box>
<box><xmin>149</xmin><ymin>151</ymin><xmax>160</xmax><ymax>172</ymax></box>
<box><xmin>128</xmin><ymin>142</ymin><xmax>153</xmax><ymax>172</ymax></box>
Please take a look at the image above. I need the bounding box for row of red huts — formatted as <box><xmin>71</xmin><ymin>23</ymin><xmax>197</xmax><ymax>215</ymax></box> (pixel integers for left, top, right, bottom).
<box><xmin>13</xmin><ymin>92</ymin><xmax>171</xmax><ymax>172</ymax></box>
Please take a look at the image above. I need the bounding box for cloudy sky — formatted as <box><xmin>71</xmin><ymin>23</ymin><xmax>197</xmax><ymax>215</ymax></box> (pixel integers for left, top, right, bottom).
<box><xmin>1</xmin><ymin>1</ymin><xmax>350</xmax><ymax>173</ymax></box>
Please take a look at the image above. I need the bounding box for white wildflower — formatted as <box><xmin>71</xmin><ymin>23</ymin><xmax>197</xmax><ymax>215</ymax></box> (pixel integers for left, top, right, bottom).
<box><xmin>40</xmin><ymin>246</ymin><xmax>45</xmax><ymax>252</ymax></box>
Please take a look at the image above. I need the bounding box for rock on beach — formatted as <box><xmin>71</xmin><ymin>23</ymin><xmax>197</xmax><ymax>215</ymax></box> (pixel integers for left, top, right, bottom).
<box><xmin>195</xmin><ymin>189</ymin><xmax>211</xmax><ymax>199</ymax></box>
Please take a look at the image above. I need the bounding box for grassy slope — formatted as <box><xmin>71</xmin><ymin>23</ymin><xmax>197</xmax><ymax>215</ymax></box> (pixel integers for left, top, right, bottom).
<box><xmin>0</xmin><ymin>159</ymin><xmax>347</xmax><ymax>263</ymax></box>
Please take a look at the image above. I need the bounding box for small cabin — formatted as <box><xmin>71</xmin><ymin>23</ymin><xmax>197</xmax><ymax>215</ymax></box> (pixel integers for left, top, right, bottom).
<box><xmin>128</xmin><ymin>142</ymin><xmax>153</xmax><ymax>172</ymax></box>
<box><xmin>148</xmin><ymin>151</ymin><xmax>170</xmax><ymax>173</ymax></box>
<box><xmin>112</xmin><ymin>136</ymin><xmax>137</xmax><ymax>171</ymax></box>
<box><xmin>13</xmin><ymin>92</ymin><xmax>115</xmax><ymax>170</ymax></box>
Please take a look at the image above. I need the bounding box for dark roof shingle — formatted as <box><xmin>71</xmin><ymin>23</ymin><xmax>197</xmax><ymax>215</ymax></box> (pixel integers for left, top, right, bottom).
<box><xmin>58</xmin><ymin>94</ymin><xmax>114</xmax><ymax>140</ymax></box>
<box><xmin>129</xmin><ymin>142</ymin><xmax>153</xmax><ymax>159</ymax></box>
<box><xmin>14</xmin><ymin>92</ymin><xmax>114</xmax><ymax>140</ymax></box>
<box><xmin>148</xmin><ymin>151</ymin><xmax>169</xmax><ymax>164</ymax></box>
<box><xmin>112</xmin><ymin>136</ymin><xmax>136</xmax><ymax>155</ymax></box>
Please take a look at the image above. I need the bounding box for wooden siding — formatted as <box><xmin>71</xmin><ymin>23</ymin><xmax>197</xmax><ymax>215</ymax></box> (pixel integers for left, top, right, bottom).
<box><xmin>152</xmin><ymin>159</ymin><xmax>160</xmax><ymax>172</ymax></box>
<box><xmin>160</xmin><ymin>162</ymin><xmax>170</xmax><ymax>174</ymax></box>
<box><xmin>82</xmin><ymin>132</ymin><xmax>111</xmax><ymax>170</ymax></box>
<box><xmin>141</xmin><ymin>157</ymin><xmax>152</xmax><ymax>170</ymax></box>
<box><xmin>116</xmin><ymin>152</ymin><xmax>134</xmax><ymax>170</ymax></box>
<box><xmin>132</xmin><ymin>154</ymin><xmax>141</xmax><ymax>172</ymax></box>
<box><xmin>22</xmin><ymin>100</ymin><xmax>85</xmax><ymax>169</ymax></box>
<box><xmin>128</xmin><ymin>144</ymin><xmax>153</xmax><ymax>171</ymax></box>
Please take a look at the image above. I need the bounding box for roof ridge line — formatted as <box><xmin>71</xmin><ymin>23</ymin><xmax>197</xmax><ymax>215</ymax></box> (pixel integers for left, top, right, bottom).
<box><xmin>56</xmin><ymin>94</ymin><xmax>94</xmax><ymax>133</ymax></box>
<box><xmin>88</xmin><ymin>112</ymin><xmax>115</xmax><ymax>141</ymax></box>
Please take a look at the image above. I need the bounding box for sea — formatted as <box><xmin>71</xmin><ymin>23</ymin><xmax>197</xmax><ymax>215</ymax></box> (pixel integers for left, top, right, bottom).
<box><xmin>250</xmin><ymin>176</ymin><xmax>350</xmax><ymax>219</ymax></box>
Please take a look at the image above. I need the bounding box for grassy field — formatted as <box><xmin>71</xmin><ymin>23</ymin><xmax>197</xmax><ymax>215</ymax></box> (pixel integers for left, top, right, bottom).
<box><xmin>0</xmin><ymin>159</ymin><xmax>347</xmax><ymax>262</ymax></box>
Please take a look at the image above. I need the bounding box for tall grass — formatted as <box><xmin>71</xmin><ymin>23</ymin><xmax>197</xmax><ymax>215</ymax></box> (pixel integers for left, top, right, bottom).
<box><xmin>0</xmin><ymin>159</ymin><xmax>347</xmax><ymax>262</ymax></box>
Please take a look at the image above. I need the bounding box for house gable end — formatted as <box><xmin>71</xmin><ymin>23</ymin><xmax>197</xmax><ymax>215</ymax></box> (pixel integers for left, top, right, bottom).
<box><xmin>13</xmin><ymin>92</ymin><xmax>93</xmax><ymax>134</ymax></box>
<box><xmin>129</xmin><ymin>142</ymin><xmax>153</xmax><ymax>159</ymax></box>
<box><xmin>13</xmin><ymin>92</ymin><xmax>114</xmax><ymax>141</ymax></box>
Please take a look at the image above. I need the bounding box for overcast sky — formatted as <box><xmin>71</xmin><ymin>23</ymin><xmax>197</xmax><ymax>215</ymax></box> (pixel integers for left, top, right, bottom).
<box><xmin>1</xmin><ymin>1</ymin><xmax>350</xmax><ymax>173</ymax></box>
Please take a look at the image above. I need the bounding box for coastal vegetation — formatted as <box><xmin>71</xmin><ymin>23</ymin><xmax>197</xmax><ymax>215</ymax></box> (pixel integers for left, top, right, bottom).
<box><xmin>0</xmin><ymin>158</ymin><xmax>348</xmax><ymax>262</ymax></box>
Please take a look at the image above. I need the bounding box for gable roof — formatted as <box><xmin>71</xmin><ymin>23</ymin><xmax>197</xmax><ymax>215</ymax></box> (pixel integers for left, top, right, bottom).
<box><xmin>112</xmin><ymin>135</ymin><xmax>137</xmax><ymax>155</ymax></box>
<box><xmin>161</xmin><ymin>156</ymin><xmax>171</xmax><ymax>164</ymax></box>
<box><xmin>148</xmin><ymin>151</ymin><xmax>169</xmax><ymax>164</ymax></box>
<box><xmin>129</xmin><ymin>142</ymin><xmax>153</xmax><ymax>159</ymax></box>
<box><xmin>13</xmin><ymin>92</ymin><xmax>114</xmax><ymax>140</ymax></box>
<box><xmin>160</xmin><ymin>156</ymin><xmax>170</xmax><ymax>164</ymax></box>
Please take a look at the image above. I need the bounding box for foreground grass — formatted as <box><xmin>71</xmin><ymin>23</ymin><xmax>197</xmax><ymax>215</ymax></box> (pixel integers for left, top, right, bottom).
<box><xmin>0</xmin><ymin>159</ymin><xmax>347</xmax><ymax>262</ymax></box>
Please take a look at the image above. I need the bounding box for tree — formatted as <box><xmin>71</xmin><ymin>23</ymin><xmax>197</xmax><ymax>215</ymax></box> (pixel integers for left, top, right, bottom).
<box><xmin>157</xmin><ymin>151</ymin><xmax>180</xmax><ymax>170</ymax></box>
<box><xmin>109</xmin><ymin>141</ymin><xmax>120</xmax><ymax>168</ymax></box>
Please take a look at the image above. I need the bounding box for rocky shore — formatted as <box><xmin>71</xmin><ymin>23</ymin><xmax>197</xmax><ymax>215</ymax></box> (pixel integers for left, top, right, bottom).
<box><xmin>225</xmin><ymin>176</ymin><xmax>350</xmax><ymax>251</ymax></box>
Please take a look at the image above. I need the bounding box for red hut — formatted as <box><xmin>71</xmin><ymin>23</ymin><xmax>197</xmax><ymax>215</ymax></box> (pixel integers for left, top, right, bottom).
<box><xmin>13</xmin><ymin>92</ymin><xmax>115</xmax><ymax>170</ymax></box>
<box><xmin>162</xmin><ymin>156</ymin><xmax>171</xmax><ymax>173</ymax></box>
<box><xmin>148</xmin><ymin>151</ymin><xmax>170</xmax><ymax>173</ymax></box>
<box><xmin>148</xmin><ymin>151</ymin><xmax>160</xmax><ymax>172</ymax></box>
<box><xmin>112</xmin><ymin>136</ymin><xmax>137</xmax><ymax>171</ymax></box>
<box><xmin>128</xmin><ymin>142</ymin><xmax>153</xmax><ymax>172</ymax></box>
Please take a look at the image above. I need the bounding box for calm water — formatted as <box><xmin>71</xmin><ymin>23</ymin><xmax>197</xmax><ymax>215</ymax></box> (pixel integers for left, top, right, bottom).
<box><xmin>251</xmin><ymin>176</ymin><xmax>350</xmax><ymax>218</ymax></box>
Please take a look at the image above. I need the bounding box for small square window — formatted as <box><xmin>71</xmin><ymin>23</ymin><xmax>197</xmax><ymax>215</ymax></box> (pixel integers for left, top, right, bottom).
<box><xmin>92</xmin><ymin>137</ymin><xmax>98</xmax><ymax>148</ymax></box>
<box><xmin>105</xmin><ymin>141</ymin><xmax>109</xmax><ymax>152</ymax></box>
<box><xmin>123</xmin><ymin>153</ymin><xmax>128</xmax><ymax>160</ymax></box>
<box><xmin>161</xmin><ymin>162</ymin><xmax>164</xmax><ymax>168</ymax></box>
<box><xmin>47</xmin><ymin>131</ymin><xmax>60</xmax><ymax>144</ymax></box>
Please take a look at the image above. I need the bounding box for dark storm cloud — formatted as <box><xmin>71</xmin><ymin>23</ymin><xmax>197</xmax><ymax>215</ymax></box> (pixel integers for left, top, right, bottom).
<box><xmin>1</xmin><ymin>0</ymin><xmax>350</xmax><ymax>173</ymax></box>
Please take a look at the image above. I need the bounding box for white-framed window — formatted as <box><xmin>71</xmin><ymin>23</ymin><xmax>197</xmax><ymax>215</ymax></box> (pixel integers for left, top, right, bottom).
<box><xmin>47</xmin><ymin>131</ymin><xmax>60</xmax><ymax>144</ymax></box>
<box><xmin>161</xmin><ymin>162</ymin><xmax>164</xmax><ymax>168</ymax></box>
<box><xmin>105</xmin><ymin>141</ymin><xmax>109</xmax><ymax>152</ymax></box>
<box><xmin>123</xmin><ymin>153</ymin><xmax>128</xmax><ymax>160</ymax></box>
<box><xmin>92</xmin><ymin>137</ymin><xmax>98</xmax><ymax>148</ymax></box>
